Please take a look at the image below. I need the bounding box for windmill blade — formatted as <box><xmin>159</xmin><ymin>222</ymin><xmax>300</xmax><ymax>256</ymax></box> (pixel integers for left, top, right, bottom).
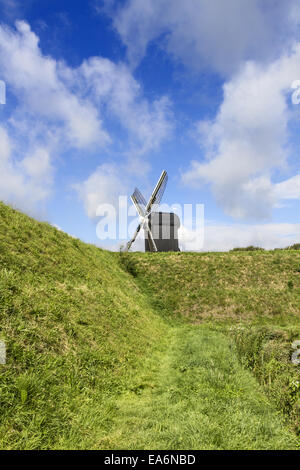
<box><xmin>154</xmin><ymin>172</ymin><xmax>168</xmax><ymax>206</ymax></box>
<box><xmin>145</xmin><ymin>219</ymin><xmax>158</xmax><ymax>252</ymax></box>
<box><xmin>125</xmin><ymin>223</ymin><xmax>141</xmax><ymax>252</ymax></box>
<box><xmin>145</xmin><ymin>228</ymin><xmax>158</xmax><ymax>252</ymax></box>
<box><xmin>132</xmin><ymin>187</ymin><xmax>147</xmax><ymax>211</ymax></box>
<box><xmin>146</xmin><ymin>170</ymin><xmax>168</xmax><ymax>214</ymax></box>
<box><xmin>131</xmin><ymin>194</ymin><xmax>145</xmax><ymax>219</ymax></box>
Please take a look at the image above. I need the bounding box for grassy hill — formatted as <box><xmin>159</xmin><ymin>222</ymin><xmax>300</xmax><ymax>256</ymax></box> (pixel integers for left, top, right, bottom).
<box><xmin>0</xmin><ymin>202</ymin><xmax>299</xmax><ymax>449</ymax></box>
<box><xmin>130</xmin><ymin>250</ymin><xmax>300</xmax><ymax>436</ymax></box>
<box><xmin>0</xmin><ymin>202</ymin><xmax>167</xmax><ymax>449</ymax></box>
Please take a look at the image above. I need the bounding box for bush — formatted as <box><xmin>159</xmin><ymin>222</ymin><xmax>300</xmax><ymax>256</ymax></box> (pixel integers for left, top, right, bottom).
<box><xmin>288</xmin><ymin>244</ymin><xmax>300</xmax><ymax>250</ymax></box>
<box><xmin>231</xmin><ymin>246</ymin><xmax>265</xmax><ymax>252</ymax></box>
<box><xmin>230</xmin><ymin>325</ymin><xmax>300</xmax><ymax>434</ymax></box>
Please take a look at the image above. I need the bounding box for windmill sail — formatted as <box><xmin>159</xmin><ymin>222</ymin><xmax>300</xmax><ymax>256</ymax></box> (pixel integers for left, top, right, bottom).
<box><xmin>146</xmin><ymin>170</ymin><xmax>168</xmax><ymax>213</ymax></box>
<box><xmin>132</xmin><ymin>187</ymin><xmax>147</xmax><ymax>210</ymax></box>
<box><xmin>154</xmin><ymin>172</ymin><xmax>168</xmax><ymax>207</ymax></box>
<box><xmin>125</xmin><ymin>170</ymin><xmax>168</xmax><ymax>252</ymax></box>
<box><xmin>126</xmin><ymin>222</ymin><xmax>142</xmax><ymax>251</ymax></box>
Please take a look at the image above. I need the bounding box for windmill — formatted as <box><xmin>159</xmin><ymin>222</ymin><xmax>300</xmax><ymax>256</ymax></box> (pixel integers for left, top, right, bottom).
<box><xmin>125</xmin><ymin>170</ymin><xmax>180</xmax><ymax>252</ymax></box>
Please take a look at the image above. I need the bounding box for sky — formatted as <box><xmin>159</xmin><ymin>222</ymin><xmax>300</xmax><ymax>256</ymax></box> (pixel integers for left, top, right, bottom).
<box><xmin>0</xmin><ymin>0</ymin><xmax>300</xmax><ymax>251</ymax></box>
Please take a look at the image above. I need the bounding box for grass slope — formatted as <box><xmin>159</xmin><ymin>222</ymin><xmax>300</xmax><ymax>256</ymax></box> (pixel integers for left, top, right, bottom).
<box><xmin>0</xmin><ymin>202</ymin><xmax>166</xmax><ymax>449</ymax></box>
<box><xmin>131</xmin><ymin>251</ymin><xmax>300</xmax><ymax>323</ymax></box>
<box><xmin>0</xmin><ymin>202</ymin><xmax>299</xmax><ymax>449</ymax></box>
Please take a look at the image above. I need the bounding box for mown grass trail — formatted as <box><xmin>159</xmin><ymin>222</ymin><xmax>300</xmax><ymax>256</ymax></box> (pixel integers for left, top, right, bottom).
<box><xmin>101</xmin><ymin>326</ymin><xmax>298</xmax><ymax>450</ymax></box>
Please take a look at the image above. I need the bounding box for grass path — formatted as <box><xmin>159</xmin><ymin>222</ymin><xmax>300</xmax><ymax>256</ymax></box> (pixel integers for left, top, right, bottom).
<box><xmin>101</xmin><ymin>325</ymin><xmax>299</xmax><ymax>450</ymax></box>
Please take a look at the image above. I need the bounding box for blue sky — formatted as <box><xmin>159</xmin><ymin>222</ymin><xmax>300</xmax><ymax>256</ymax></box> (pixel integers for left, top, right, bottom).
<box><xmin>0</xmin><ymin>0</ymin><xmax>300</xmax><ymax>251</ymax></box>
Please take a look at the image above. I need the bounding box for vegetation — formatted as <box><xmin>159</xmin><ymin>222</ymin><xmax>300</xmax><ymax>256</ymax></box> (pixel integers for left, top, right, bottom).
<box><xmin>131</xmin><ymin>251</ymin><xmax>300</xmax><ymax>436</ymax></box>
<box><xmin>287</xmin><ymin>244</ymin><xmax>300</xmax><ymax>251</ymax></box>
<box><xmin>118</xmin><ymin>249</ymin><xmax>138</xmax><ymax>277</ymax></box>
<box><xmin>101</xmin><ymin>325</ymin><xmax>297</xmax><ymax>450</ymax></box>
<box><xmin>231</xmin><ymin>246</ymin><xmax>265</xmax><ymax>251</ymax></box>
<box><xmin>0</xmin><ymin>202</ymin><xmax>166</xmax><ymax>449</ymax></box>
<box><xmin>0</xmin><ymin>201</ymin><xmax>299</xmax><ymax>449</ymax></box>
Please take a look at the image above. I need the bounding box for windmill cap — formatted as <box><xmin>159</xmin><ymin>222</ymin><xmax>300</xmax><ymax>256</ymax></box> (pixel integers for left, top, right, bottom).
<box><xmin>149</xmin><ymin>212</ymin><xmax>180</xmax><ymax>227</ymax></box>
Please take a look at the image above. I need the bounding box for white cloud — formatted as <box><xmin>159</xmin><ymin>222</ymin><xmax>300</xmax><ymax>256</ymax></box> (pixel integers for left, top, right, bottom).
<box><xmin>0</xmin><ymin>21</ymin><xmax>109</xmax><ymax>150</ymax></box>
<box><xmin>79</xmin><ymin>57</ymin><xmax>172</xmax><ymax>154</ymax></box>
<box><xmin>75</xmin><ymin>163</ymin><xmax>128</xmax><ymax>219</ymax></box>
<box><xmin>179</xmin><ymin>222</ymin><xmax>300</xmax><ymax>252</ymax></box>
<box><xmin>21</xmin><ymin>148</ymin><xmax>52</xmax><ymax>181</ymax></box>
<box><xmin>111</xmin><ymin>0</ymin><xmax>300</xmax><ymax>75</ymax></box>
<box><xmin>274</xmin><ymin>174</ymin><xmax>300</xmax><ymax>200</ymax></box>
<box><xmin>0</xmin><ymin>126</ymin><xmax>53</xmax><ymax>211</ymax></box>
<box><xmin>182</xmin><ymin>45</ymin><xmax>300</xmax><ymax>220</ymax></box>
<box><xmin>0</xmin><ymin>125</ymin><xmax>11</xmax><ymax>161</ymax></box>
<box><xmin>101</xmin><ymin>220</ymin><xmax>300</xmax><ymax>252</ymax></box>
<box><xmin>0</xmin><ymin>21</ymin><xmax>172</xmax><ymax>214</ymax></box>
<box><xmin>0</xmin><ymin>20</ymin><xmax>108</xmax><ymax>213</ymax></box>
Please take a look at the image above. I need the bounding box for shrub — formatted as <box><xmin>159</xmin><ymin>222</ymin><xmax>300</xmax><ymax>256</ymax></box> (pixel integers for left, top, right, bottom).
<box><xmin>230</xmin><ymin>325</ymin><xmax>300</xmax><ymax>435</ymax></box>
<box><xmin>288</xmin><ymin>243</ymin><xmax>300</xmax><ymax>250</ymax></box>
<box><xmin>231</xmin><ymin>246</ymin><xmax>265</xmax><ymax>252</ymax></box>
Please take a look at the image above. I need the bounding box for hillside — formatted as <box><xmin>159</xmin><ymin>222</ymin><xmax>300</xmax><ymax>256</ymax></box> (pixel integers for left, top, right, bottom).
<box><xmin>131</xmin><ymin>251</ymin><xmax>300</xmax><ymax>435</ymax></box>
<box><xmin>0</xmin><ymin>202</ymin><xmax>299</xmax><ymax>449</ymax></box>
<box><xmin>0</xmin><ymin>202</ymin><xmax>167</xmax><ymax>449</ymax></box>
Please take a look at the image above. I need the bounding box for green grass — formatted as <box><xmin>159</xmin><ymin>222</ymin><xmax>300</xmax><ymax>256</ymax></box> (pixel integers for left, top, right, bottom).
<box><xmin>0</xmin><ymin>202</ymin><xmax>299</xmax><ymax>449</ymax></box>
<box><xmin>0</xmin><ymin>202</ymin><xmax>167</xmax><ymax>449</ymax></box>
<box><xmin>101</xmin><ymin>325</ymin><xmax>298</xmax><ymax>450</ymax></box>
<box><xmin>129</xmin><ymin>251</ymin><xmax>300</xmax><ymax>436</ymax></box>
<box><xmin>131</xmin><ymin>251</ymin><xmax>300</xmax><ymax>323</ymax></box>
